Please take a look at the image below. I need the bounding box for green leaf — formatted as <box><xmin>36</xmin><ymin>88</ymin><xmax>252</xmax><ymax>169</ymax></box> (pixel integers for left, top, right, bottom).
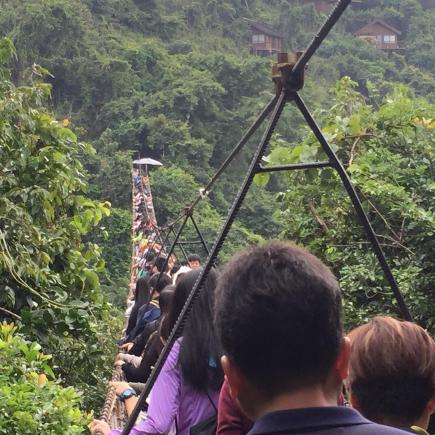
<box><xmin>349</xmin><ymin>114</ymin><xmax>361</xmax><ymax>136</ymax></box>
<box><xmin>253</xmin><ymin>172</ymin><xmax>270</xmax><ymax>188</ymax></box>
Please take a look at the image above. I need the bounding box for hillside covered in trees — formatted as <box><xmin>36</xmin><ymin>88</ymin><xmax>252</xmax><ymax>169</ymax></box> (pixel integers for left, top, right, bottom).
<box><xmin>2</xmin><ymin>0</ymin><xmax>433</xmax><ymax>293</ymax></box>
<box><xmin>0</xmin><ymin>0</ymin><xmax>434</xmax><ymax>431</ymax></box>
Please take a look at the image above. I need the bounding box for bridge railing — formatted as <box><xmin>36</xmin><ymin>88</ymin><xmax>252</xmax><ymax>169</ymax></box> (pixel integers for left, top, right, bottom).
<box><xmin>97</xmin><ymin>165</ymin><xmax>163</xmax><ymax>431</ymax></box>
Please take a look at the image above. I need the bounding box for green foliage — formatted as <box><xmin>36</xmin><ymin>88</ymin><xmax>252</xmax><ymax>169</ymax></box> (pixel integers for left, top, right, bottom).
<box><xmin>90</xmin><ymin>207</ymin><xmax>132</xmax><ymax>306</ymax></box>
<box><xmin>47</xmin><ymin>311</ymin><xmax>123</xmax><ymax>412</ymax></box>
<box><xmin>2</xmin><ymin>1</ymin><xmax>433</xmax><ymax>270</ymax></box>
<box><xmin>88</xmin><ymin>148</ymin><xmax>133</xmax><ymax>208</ymax></box>
<box><xmin>265</xmin><ymin>78</ymin><xmax>434</xmax><ymax>330</ymax></box>
<box><xmin>0</xmin><ymin>37</ymin><xmax>119</xmax><ymax>413</ymax></box>
<box><xmin>0</xmin><ymin>322</ymin><xmax>90</xmax><ymax>434</ymax></box>
<box><xmin>0</xmin><ymin>40</ymin><xmax>109</xmax><ymax>329</ymax></box>
<box><xmin>0</xmin><ymin>1</ymin><xmax>434</xmax><ymax>419</ymax></box>
<box><xmin>150</xmin><ymin>165</ymin><xmax>264</xmax><ymax>261</ymax></box>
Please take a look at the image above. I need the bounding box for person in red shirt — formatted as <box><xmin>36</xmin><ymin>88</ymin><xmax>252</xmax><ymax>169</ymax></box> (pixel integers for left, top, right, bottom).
<box><xmin>217</xmin><ymin>378</ymin><xmax>253</xmax><ymax>435</ymax></box>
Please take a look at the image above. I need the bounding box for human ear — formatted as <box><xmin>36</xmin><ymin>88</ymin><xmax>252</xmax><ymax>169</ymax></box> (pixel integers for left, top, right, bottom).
<box><xmin>335</xmin><ymin>336</ymin><xmax>351</xmax><ymax>381</ymax></box>
<box><xmin>221</xmin><ymin>355</ymin><xmax>243</xmax><ymax>399</ymax></box>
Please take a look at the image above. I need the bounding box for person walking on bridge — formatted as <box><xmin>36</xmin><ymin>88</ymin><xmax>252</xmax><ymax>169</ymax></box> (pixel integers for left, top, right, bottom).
<box><xmin>91</xmin><ymin>268</ymin><xmax>223</xmax><ymax>435</ymax></box>
<box><xmin>214</xmin><ymin>241</ymin><xmax>410</xmax><ymax>435</ymax></box>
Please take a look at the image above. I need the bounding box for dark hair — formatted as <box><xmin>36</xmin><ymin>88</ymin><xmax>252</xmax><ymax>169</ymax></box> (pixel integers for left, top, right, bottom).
<box><xmin>188</xmin><ymin>254</ymin><xmax>201</xmax><ymax>263</ymax></box>
<box><xmin>348</xmin><ymin>316</ymin><xmax>435</xmax><ymax>426</ymax></box>
<box><xmin>168</xmin><ymin>268</ymin><xmax>223</xmax><ymax>391</ymax></box>
<box><xmin>159</xmin><ymin>315</ymin><xmax>171</xmax><ymax>342</ymax></box>
<box><xmin>154</xmin><ymin>256</ymin><xmax>167</xmax><ymax>273</ymax></box>
<box><xmin>167</xmin><ymin>270</ymin><xmax>199</xmax><ymax>334</ymax></box>
<box><xmin>214</xmin><ymin>241</ymin><xmax>343</xmax><ymax>396</ymax></box>
<box><xmin>171</xmin><ymin>265</ymin><xmax>181</xmax><ymax>275</ymax></box>
<box><xmin>159</xmin><ymin>285</ymin><xmax>175</xmax><ymax>316</ymax></box>
<box><xmin>149</xmin><ymin>272</ymin><xmax>171</xmax><ymax>294</ymax></box>
<box><xmin>145</xmin><ymin>251</ymin><xmax>156</xmax><ymax>263</ymax></box>
<box><xmin>134</xmin><ymin>277</ymin><xmax>151</xmax><ymax>305</ymax></box>
<box><xmin>158</xmin><ymin>286</ymin><xmax>175</xmax><ymax>342</ymax></box>
<box><xmin>126</xmin><ymin>277</ymin><xmax>151</xmax><ymax>336</ymax></box>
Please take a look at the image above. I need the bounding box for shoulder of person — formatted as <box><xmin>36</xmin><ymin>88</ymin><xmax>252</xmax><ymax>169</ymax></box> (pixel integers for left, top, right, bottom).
<box><xmin>149</xmin><ymin>299</ymin><xmax>159</xmax><ymax>308</ymax></box>
<box><xmin>360</xmin><ymin>423</ymin><xmax>415</xmax><ymax>434</ymax></box>
<box><xmin>160</xmin><ymin>338</ymin><xmax>182</xmax><ymax>372</ymax></box>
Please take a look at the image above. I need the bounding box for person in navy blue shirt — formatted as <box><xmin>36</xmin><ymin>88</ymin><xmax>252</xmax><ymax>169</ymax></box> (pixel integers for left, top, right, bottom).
<box><xmin>214</xmin><ymin>241</ymin><xmax>408</xmax><ymax>435</ymax></box>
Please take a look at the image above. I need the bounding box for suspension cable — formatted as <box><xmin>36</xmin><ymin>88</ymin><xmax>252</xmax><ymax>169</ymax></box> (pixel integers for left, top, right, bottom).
<box><xmin>163</xmin><ymin>96</ymin><xmax>278</xmax><ymax>230</ymax></box>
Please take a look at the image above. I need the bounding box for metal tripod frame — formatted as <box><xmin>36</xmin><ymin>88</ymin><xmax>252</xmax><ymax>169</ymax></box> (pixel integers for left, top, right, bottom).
<box><xmin>168</xmin><ymin>214</ymin><xmax>210</xmax><ymax>262</ymax></box>
<box><xmin>121</xmin><ymin>0</ymin><xmax>412</xmax><ymax>432</ymax></box>
<box><xmin>151</xmin><ymin>212</ymin><xmax>211</xmax><ymax>291</ymax></box>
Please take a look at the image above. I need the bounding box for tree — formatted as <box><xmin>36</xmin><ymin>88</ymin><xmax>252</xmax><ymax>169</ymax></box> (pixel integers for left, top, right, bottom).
<box><xmin>0</xmin><ymin>323</ymin><xmax>90</xmax><ymax>434</ymax></box>
<box><xmin>264</xmin><ymin>77</ymin><xmax>434</xmax><ymax>330</ymax></box>
<box><xmin>0</xmin><ymin>37</ymin><xmax>117</xmax><ymax>411</ymax></box>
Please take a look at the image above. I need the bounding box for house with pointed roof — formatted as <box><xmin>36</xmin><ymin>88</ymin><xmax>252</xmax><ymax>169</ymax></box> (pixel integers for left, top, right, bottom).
<box><xmin>250</xmin><ymin>22</ymin><xmax>283</xmax><ymax>56</ymax></box>
<box><xmin>354</xmin><ymin>20</ymin><xmax>402</xmax><ymax>50</ymax></box>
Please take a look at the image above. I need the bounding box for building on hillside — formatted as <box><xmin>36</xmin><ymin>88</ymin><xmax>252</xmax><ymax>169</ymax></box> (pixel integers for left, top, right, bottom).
<box><xmin>249</xmin><ymin>22</ymin><xmax>283</xmax><ymax>56</ymax></box>
<box><xmin>354</xmin><ymin>20</ymin><xmax>402</xmax><ymax>50</ymax></box>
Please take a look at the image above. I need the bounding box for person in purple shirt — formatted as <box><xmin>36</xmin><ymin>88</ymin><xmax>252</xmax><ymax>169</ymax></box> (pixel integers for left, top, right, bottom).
<box><xmin>91</xmin><ymin>268</ymin><xmax>223</xmax><ymax>435</ymax></box>
<box><xmin>214</xmin><ymin>241</ymin><xmax>408</xmax><ymax>435</ymax></box>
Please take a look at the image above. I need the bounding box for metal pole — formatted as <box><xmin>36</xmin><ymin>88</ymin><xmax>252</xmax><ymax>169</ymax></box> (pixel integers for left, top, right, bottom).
<box><xmin>292</xmin><ymin>92</ymin><xmax>412</xmax><ymax>321</ymax></box>
<box><xmin>171</xmin><ymin>227</ymin><xmax>190</xmax><ymax>265</ymax></box>
<box><xmin>290</xmin><ymin>0</ymin><xmax>352</xmax><ymax>83</ymax></box>
<box><xmin>256</xmin><ymin>161</ymin><xmax>332</xmax><ymax>173</ymax></box>
<box><xmin>152</xmin><ymin>215</ymin><xmax>189</xmax><ymax>293</ymax></box>
<box><xmin>156</xmin><ymin>226</ymin><xmax>171</xmax><ymax>255</ymax></box>
<box><xmin>189</xmin><ymin>215</ymin><xmax>210</xmax><ymax>256</ymax></box>
<box><xmin>152</xmin><ymin>224</ymin><xmax>168</xmax><ymax>254</ymax></box>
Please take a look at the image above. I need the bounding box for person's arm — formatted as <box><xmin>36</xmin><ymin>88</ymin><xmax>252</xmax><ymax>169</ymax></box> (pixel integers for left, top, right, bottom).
<box><xmin>124</xmin><ymin>394</ymin><xmax>139</xmax><ymax>416</ymax></box>
<box><xmin>130</xmin><ymin>320</ymin><xmax>158</xmax><ymax>356</ymax></box>
<box><xmin>117</xmin><ymin>353</ymin><xmax>141</xmax><ymax>367</ymax></box>
<box><xmin>122</xmin><ymin>334</ymin><xmax>162</xmax><ymax>383</ymax></box>
<box><xmin>90</xmin><ymin>384</ymin><xmax>141</xmax><ymax>435</ymax></box>
<box><xmin>135</xmin><ymin>340</ymin><xmax>181</xmax><ymax>434</ymax></box>
<box><xmin>98</xmin><ymin>341</ymin><xmax>181</xmax><ymax>435</ymax></box>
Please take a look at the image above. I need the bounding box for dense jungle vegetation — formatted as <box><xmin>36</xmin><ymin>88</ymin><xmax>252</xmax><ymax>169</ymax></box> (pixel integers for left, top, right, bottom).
<box><xmin>0</xmin><ymin>0</ymin><xmax>434</xmax><ymax>432</ymax></box>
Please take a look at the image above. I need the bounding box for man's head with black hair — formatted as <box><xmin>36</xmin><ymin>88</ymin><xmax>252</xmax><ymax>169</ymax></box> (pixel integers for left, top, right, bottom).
<box><xmin>149</xmin><ymin>272</ymin><xmax>171</xmax><ymax>295</ymax></box>
<box><xmin>153</xmin><ymin>256</ymin><xmax>167</xmax><ymax>274</ymax></box>
<box><xmin>214</xmin><ymin>241</ymin><xmax>348</xmax><ymax>419</ymax></box>
<box><xmin>145</xmin><ymin>251</ymin><xmax>156</xmax><ymax>264</ymax></box>
<box><xmin>187</xmin><ymin>254</ymin><xmax>201</xmax><ymax>269</ymax></box>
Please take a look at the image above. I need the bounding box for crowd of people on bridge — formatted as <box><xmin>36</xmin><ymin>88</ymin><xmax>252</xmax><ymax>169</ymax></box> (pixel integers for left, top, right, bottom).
<box><xmin>91</xmin><ymin>242</ymin><xmax>434</xmax><ymax>435</ymax></box>
<box><xmin>90</xmin><ymin>170</ymin><xmax>434</xmax><ymax>435</ymax></box>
